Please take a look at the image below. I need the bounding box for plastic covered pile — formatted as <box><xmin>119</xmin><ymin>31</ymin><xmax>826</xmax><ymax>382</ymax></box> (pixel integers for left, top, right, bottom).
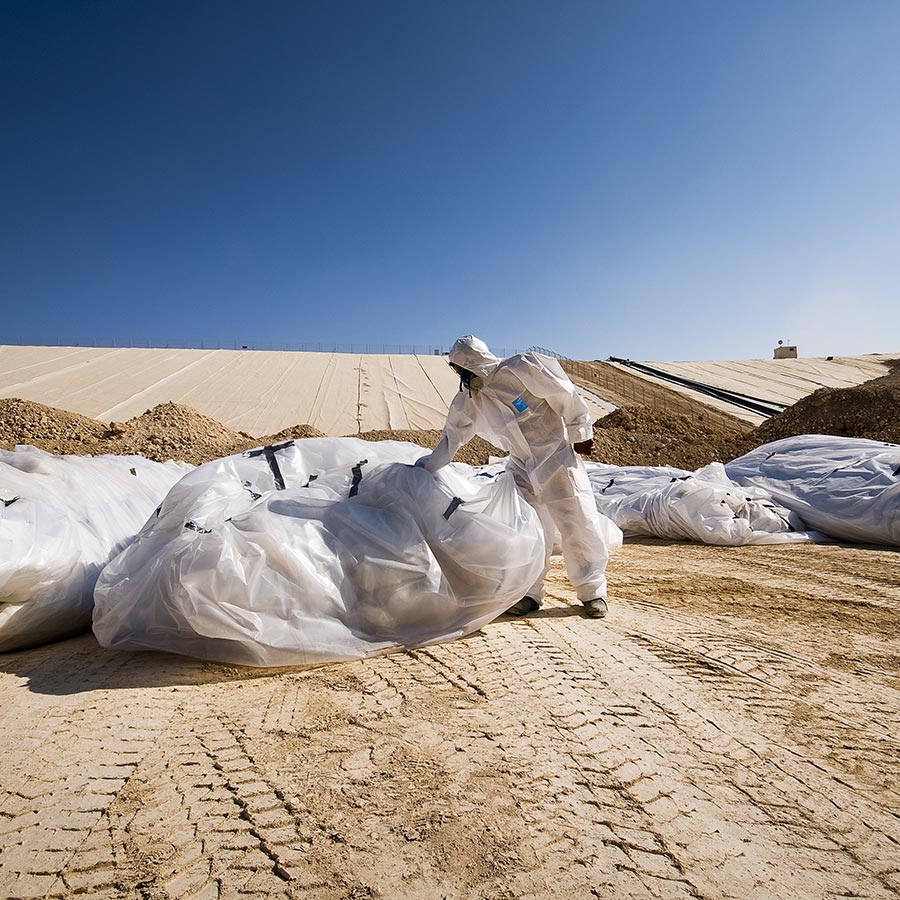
<box><xmin>93</xmin><ymin>438</ymin><xmax>546</xmax><ymax>667</ymax></box>
<box><xmin>725</xmin><ymin>435</ymin><xmax>900</xmax><ymax>546</ymax></box>
<box><xmin>584</xmin><ymin>461</ymin><xmax>815</xmax><ymax>545</ymax></box>
<box><xmin>0</xmin><ymin>447</ymin><xmax>191</xmax><ymax>652</ymax></box>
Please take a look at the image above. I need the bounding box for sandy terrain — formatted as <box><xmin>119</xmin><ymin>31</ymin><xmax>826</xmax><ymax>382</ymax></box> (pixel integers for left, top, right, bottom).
<box><xmin>2</xmin><ymin>539</ymin><xmax>898</xmax><ymax>900</ymax></box>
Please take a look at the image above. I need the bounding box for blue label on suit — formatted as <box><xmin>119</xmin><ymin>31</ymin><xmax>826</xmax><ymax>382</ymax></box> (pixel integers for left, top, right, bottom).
<box><xmin>511</xmin><ymin>397</ymin><xmax>528</xmax><ymax>414</ymax></box>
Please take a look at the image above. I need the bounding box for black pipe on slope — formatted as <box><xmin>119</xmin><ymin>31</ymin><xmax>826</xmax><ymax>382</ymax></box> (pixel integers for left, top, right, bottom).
<box><xmin>607</xmin><ymin>357</ymin><xmax>789</xmax><ymax>418</ymax></box>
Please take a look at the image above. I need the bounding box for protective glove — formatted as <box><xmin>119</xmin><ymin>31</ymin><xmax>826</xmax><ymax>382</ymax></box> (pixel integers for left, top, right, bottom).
<box><xmin>573</xmin><ymin>438</ymin><xmax>594</xmax><ymax>456</ymax></box>
<box><xmin>414</xmin><ymin>454</ymin><xmax>432</xmax><ymax>469</ymax></box>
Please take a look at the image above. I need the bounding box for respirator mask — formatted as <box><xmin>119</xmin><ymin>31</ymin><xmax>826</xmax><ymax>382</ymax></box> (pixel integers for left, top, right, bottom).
<box><xmin>457</xmin><ymin>368</ymin><xmax>483</xmax><ymax>393</ymax></box>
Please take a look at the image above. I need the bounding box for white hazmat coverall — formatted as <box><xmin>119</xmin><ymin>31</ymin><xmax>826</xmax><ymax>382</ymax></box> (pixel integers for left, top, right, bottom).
<box><xmin>417</xmin><ymin>336</ymin><xmax>609</xmax><ymax>606</ymax></box>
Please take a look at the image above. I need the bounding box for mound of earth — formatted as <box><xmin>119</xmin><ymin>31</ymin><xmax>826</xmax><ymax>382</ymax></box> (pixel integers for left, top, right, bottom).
<box><xmin>750</xmin><ymin>358</ymin><xmax>900</xmax><ymax>446</ymax></box>
<box><xmin>586</xmin><ymin>406</ymin><xmax>748</xmax><ymax>469</ymax></box>
<box><xmin>261</xmin><ymin>424</ymin><xmax>328</xmax><ymax>443</ymax></box>
<box><xmin>100</xmin><ymin>402</ymin><xmax>252</xmax><ymax>464</ymax></box>
<box><xmin>0</xmin><ymin>399</ymin><xmax>327</xmax><ymax>465</ymax></box>
<box><xmin>583</xmin><ymin>359</ymin><xmax>900</xmax><ymax>467</ymax></box>
<box><xmin>354</xmin><ymin>429</ymin><xmax>505</xmax><ymax>467</ymax></box>
<box><xmin>0</xmin><ymin>398</ymin><xmax>105</xmax><ymax>455</ymax></box>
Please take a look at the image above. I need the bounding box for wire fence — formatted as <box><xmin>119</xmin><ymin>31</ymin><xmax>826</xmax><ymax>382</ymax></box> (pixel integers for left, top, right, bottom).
<box><xmin>3</xmin><ymin>338</ymin><xmax>523</xmax><ymax>357</ymax></box>
<box><xmin>563</xmin><ymin>358</ymin><xmax>659</xmax><ymax>404</ymax></box>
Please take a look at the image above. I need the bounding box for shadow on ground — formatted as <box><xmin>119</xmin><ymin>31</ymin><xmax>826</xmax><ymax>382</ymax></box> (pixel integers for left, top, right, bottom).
<box><xmin>0</xmin><ymin>632</ymin><xmax>317</xmax><ymax>696</ymax></box>
<box><xmin>3</xmin><ymin>601</ymin><xmax>595</xmax><ymax>697</ymax></box>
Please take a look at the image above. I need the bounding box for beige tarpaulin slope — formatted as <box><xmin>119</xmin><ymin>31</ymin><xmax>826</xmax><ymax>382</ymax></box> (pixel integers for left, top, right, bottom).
<box><xmin>0</xmin><ymin>345</ymin><xmax>610</xmax><ymax>435</ymax></box>
<box><xmin>0</xmin><ymin>346</ymin><xmax>459</xmax><ymax>435</ymax></box>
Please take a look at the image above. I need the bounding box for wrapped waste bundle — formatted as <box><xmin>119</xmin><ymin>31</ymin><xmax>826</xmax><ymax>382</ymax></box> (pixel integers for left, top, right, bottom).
<box><xmin>0</xmin><ymin>446</ymin><xmax>191</xmax><ymax>652</ymax></box>
<box><xmin>725</xmin><ymin>435</ymin><xmax>900</xmax><ymax>546</ymax></box>
<box><xmin>93</xmin><ymin>438</ymin><xmax>546</xmax><ymax>667</ymax></box>
<box><xmin>585</xmin><ymin>461</ymin><xmax>816</xmax><ymax>545</ymax></box>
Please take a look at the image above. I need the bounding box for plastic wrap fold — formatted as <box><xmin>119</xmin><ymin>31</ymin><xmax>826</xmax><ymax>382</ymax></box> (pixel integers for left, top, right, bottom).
<box><xmin>584</xmin><ymin>460</ymin><xmax>816</xmax><ymax>545</ymax></box>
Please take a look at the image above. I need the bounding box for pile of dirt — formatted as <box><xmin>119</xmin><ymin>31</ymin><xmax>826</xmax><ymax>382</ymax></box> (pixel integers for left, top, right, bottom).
<box><xmin>354</xmin><ymin>429</ymin><xmax>505</xmax><ymax>466</ymax></box>
<box><xmin>0</xmin><ymin>399</ymin><xmax>328</xmax><ymax>465</ymax></box>
<box><xmin>585</xmin><ymin>359</ymin><xmax>900</xmax><ymax>467</ymax></box>
<box><xmin>263</xmin><ymin>424</ymin><xmax>328</xmax><ymax>443</ymax></box>
<box><xmin>587</xmin><ymin>406</ymin><xmax>748</xmax><ymax>469</ymax></box>
<box><xmin>750</xmin><ymin>358</ymin><xmax>900</xmax><ymax>446</ymax></box>
<box><xmin>0</xmin><ymin>398</ymin><xmax>105</xmax><ymax>455</ymax></box>
<box><xmin>98</xmin><ymin>402</ymin><xmax>252</xmax><ymax>464</ymax></box>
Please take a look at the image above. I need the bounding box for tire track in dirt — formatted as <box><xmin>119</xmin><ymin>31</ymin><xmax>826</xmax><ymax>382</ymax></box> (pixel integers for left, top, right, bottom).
<box><xmin>610</xmin><ymin>543</ymin><xmax>900</xmax><ymax>815</ymax></box>
<box><xmin>0</xmin><ymin>639</ymin><xmax>199</xmax><ymax>899</ymax></box>
<box><xmin>248</xmin><ymin>657</ymin><xmax>530</xmax><ymax>899</ymax></box>
<box><xmin>50</xmin><ymin>671</ymin><xmax>355</xmax><ymax>899</ymax></box>
<box><xmin>1</xmin><ymin>542</ymin><xmax>898</xmax><ymax>899</ymax></box>
<box><xmin>506</xmin><ymin>596</ymin><xmax>900</xmax><ymax>899</ymax></box>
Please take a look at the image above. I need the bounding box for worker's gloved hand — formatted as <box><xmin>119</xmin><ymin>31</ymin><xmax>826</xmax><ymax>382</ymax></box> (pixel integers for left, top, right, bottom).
<box><xmin>573</xmin><ymin>438</ymin><xmax>594</xmax><ymax>456</ymax></box>
<box><xmin>414</xmin><ymin>454</ymin><xmax>432</xmax><ymax>469</ymax></box>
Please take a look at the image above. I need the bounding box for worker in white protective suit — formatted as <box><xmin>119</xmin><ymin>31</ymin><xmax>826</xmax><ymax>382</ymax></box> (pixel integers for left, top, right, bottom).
<box><xmin>415</xmin><ymin>336</ymin><xmax>609</xmax><ymax>618</ymax></box>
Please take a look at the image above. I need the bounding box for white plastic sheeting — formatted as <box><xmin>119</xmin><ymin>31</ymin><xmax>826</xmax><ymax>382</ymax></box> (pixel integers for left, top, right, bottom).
<box><xmin>0</xmin><ymin>447</ymin><xmax>191</xmax><ymax>652</ymax></box>
<box><xmin>468</xmin><ymin>462</ymin><xmax>624</xmax><ymax>556</ymax></box>
<box><xmin>585</xmin><ymin>461</ymin><xmax>815</xmax><ymax>545</ymax></box>
<box><xmin>93</xmin><ymin>438</ymin><xmax>546</xmax><ymax>667</ymax></box>
<box><xmin>725</xmin><ymin>436</ymin><xmax>900</xmax><ymax>547</ymax></box>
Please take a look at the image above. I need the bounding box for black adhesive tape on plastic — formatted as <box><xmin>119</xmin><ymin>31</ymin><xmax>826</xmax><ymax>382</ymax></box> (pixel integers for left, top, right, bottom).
<box><xmin>184</xmin><ymin>520</ymin><xmax>212</xmax><ymax>534</ymax></box>
<box><xmin>246</xmin><ymin>440</ymin><xmax>295</xmax><ymax>491</ymax></box>
<box><xmin>349</xmin><ymin>459</ymin><xmax>368</xmax><ymax>498</ymax></box>
<box><xmin>443</xmin><ymin>497</ymin><xmax>464</xmax><ymax>520</ymax></box>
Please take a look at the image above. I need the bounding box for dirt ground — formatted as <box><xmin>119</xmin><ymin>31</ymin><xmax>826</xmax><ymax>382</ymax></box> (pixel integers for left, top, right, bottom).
<box><xmin>2</xmin><ymin>539</ymin><xmax>898</xmax><ymax>900</ymax></box>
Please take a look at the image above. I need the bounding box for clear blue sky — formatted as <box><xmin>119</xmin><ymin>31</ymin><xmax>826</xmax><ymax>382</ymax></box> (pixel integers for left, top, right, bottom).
<box><xmin>2</xmin><ymin>1</ymin><xmax>898</xmax><ymax>361</ymax></box>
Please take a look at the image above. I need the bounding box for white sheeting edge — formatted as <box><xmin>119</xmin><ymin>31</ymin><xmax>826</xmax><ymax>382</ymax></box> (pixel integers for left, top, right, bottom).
<box><xmin>0</xmin><ymin>446</ymin><xmax>192</xmax><ymax>652</ymax></box>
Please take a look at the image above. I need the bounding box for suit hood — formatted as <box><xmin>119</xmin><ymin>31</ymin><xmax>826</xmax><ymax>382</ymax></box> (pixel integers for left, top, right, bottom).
<box><xmin>448</xmin><ymin>335</ymin><xmax>501</xmax><ymax>377</ymax></box>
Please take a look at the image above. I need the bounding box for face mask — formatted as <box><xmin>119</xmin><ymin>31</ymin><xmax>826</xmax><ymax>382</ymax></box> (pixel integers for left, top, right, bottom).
<box><xmin>457</xmin><ymin>369</ymin><xmax>483</xmax><ymax>393</ymax></box>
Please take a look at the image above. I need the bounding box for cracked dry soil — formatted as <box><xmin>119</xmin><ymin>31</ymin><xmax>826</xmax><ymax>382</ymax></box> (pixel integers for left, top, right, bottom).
<box><xmin>1</xmin><ymin>539</ymin><xmax>898</xmax><ymax>900</ymax></box>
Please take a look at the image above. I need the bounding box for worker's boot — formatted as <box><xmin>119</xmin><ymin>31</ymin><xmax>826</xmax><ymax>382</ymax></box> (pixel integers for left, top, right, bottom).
<box><xmin>583</xmin><ymin>597</ymin><xmax>608</xmax><ymax>618</ymax></box>
<box><xmin>507</xmin><ymin>596</ymin><xmax>540</xmax><ymax>616</ymax></box>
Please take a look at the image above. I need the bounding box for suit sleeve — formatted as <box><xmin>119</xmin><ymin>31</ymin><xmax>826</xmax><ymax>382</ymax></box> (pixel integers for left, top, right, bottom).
<box><xmin>516</xmin><ymin>355</ymin><xmax>594</xmax><ymax>443</ymax></box>
<box><xmin>419</xmin><ymin>392</ymin><xmax>478</xmax><ymax>472</ymax></box>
